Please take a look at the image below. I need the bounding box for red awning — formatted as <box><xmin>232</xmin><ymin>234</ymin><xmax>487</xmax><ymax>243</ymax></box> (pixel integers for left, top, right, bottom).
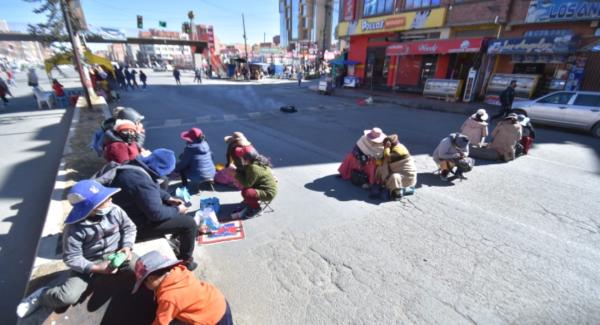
<box><xmin>386</xmin><ymin>38</ymin><xmax>486</xmax><ymax>56</ymax></box>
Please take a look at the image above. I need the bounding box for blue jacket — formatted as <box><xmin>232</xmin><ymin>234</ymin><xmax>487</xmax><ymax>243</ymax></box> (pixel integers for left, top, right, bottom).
<box><xmin>109</xmin><ymin>159</ymin><xmax>179</xmax><ymax>226</ymax></box>
<box><xmin>175</xmin><ymin>141</ymin><xmax>216</xmax><ymax>182</ymax></box>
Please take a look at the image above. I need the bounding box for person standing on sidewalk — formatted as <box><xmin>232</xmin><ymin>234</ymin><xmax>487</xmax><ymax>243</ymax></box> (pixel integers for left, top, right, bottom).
<box><xmin>16</xmin><ymin>180</ymin><xmax>137</xmax><ymax>319</ymax></box>
<box><xmin>492</xmin><ymin>80</ymin><xmax>517</xmax><ymax>120</ymax></box>
<box><xmin>0</xmin><ymin>77</ymin><xmax>11</xmax><ymax>108</ymax></box>
<box><xmin>194</xmin><ymin>68</ymin><xmax>202</xmax><ymax>84</ymax></box>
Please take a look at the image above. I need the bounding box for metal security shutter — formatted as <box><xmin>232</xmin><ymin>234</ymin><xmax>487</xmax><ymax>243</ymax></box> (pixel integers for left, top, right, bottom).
<box><xmin>581</xmin><ymin>53</ymin><xmax>600</xmax><ymax>91</ymax></box>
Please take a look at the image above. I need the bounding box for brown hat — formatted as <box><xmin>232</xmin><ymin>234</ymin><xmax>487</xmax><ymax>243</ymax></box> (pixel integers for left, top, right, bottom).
<box><xmin>224</xmin><ymin>131</ymin><xmax>251</xmax><ymax>146</ymax></box>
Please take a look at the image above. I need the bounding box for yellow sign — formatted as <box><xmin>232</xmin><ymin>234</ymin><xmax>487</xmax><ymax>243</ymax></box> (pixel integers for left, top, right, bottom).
<box><xmin>336</xmin><ymin>8</ymin><xmax>446</xmax><ymax>37</ymax></box>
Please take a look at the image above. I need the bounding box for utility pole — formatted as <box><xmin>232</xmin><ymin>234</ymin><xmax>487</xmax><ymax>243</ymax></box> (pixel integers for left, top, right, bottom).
<box><xmin>188</xmin><ymin>10</ymin><xmax>196</xmax><ymax>70</ymax></box>
<box><xmin>242</xmin><ymin>13</ymin><xmax>248</xmax><ymax>61</ymax></box>
<box><xmin>60</xmin><ymin>0</ymin><xmax>92</xmax><ymax>108</ymax></box>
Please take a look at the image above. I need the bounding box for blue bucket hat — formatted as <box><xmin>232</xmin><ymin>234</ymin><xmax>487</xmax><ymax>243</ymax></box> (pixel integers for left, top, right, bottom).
<box><xmin>141</xmin><ymin>148</ymin><xmax>176</xmax><ymax>177</ymax></box>
<box><xmin>65</xmin><ymin>180</ymin><xmax>121</xmax><ymax>224</ymax></box>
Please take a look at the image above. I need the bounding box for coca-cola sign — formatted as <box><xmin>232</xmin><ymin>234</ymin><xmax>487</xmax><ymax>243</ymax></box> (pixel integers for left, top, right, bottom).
<box><xmin>386</xmin><ymin>38</ymin><xmax>485</xmax><ymax>56</ymax></box>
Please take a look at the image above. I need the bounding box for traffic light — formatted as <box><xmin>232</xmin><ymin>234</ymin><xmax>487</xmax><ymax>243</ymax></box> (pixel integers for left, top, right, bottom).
<box><xmin>182</xmin><ymin>22</ymin><xmax>191</xmax><ymax>34</ymax></box>
<box><xmin>159</xmin><ymin>21</ymin><xmax>167</xmax><ymax>28</ymax></box>
<box><xmin>137</xmin><ymin>15</ymin><xmax>143</xmax><ymax>29</ymax></box>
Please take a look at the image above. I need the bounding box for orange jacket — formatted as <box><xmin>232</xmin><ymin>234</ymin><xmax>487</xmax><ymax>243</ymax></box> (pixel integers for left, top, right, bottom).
<box><xmin>153</xmin><ymin>265</ymin><xmax>227</xmax><ymax>325</ymax></box>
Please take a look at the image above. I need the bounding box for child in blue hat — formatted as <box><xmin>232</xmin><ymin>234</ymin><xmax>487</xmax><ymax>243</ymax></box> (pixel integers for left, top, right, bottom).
<box><xmin>16</xmin><ymin>179</ymin><xmax>137</xmax><ymax>319</ymax></box>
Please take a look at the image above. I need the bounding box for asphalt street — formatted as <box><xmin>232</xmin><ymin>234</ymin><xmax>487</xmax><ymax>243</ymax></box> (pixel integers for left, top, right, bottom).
<box><xmin>111</xmin><ymin>72</ymin><xmax>600</xmax><ymax>324</ymax></box>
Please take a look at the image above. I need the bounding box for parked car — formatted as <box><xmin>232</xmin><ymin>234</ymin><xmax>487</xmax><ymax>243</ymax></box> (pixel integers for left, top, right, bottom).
<box><xmin>511</xmin><ymin>91</ymin><xmax>600</xmax><ymax>137</ymax></box>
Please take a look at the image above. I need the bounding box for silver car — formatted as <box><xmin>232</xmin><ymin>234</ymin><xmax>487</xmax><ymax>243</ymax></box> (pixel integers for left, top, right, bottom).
<box><xmin>511</xmin><ymin>91</ymin><xmax>600</xmax><ymax>137</ymax></box>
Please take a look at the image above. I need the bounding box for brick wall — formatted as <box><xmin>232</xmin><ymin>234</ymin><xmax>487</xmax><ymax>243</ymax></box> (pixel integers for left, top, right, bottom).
<box><xmin>447</xmin><ymin>0</ymin><xmax>512</xmax><ymax>26</ymax></box>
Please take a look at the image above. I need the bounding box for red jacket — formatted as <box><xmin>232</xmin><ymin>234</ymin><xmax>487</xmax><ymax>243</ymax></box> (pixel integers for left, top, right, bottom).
<box><xmin>53</xmin><ymin>83</ymin><xmax>65</xmax><ymax>97</ymax></box>
<box><xmin>153</xmin><ymin>265</ymin><xmax>226</xmax><ymax>325</ymax></box>
<box><xmin>103</xmin><ymin>141</ymin><xmax>140</xmax><ymax>164</ymax></box>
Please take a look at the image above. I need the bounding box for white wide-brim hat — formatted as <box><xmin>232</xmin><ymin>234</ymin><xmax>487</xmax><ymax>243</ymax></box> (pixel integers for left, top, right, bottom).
<box><xmin>362</xmin><ymin>127</ymin><xmax>386</xmax><ymax>144</ymax></box>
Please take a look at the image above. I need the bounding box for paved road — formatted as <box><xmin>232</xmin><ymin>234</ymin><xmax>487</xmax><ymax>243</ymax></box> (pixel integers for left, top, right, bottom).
<box><xmin>107</xmin><ymin>73</ymin><xmax>600</xmax><ymax>324</ymax></box>
<box><xmin>0</xmin><ymin>71</ymin><xmax>74</xmax><ymax>324</ymax></box>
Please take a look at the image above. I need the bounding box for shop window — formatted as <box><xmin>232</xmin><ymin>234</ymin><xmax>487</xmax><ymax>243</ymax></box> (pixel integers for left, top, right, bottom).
<box><xmin>538</xmin><ymin>92</ymin><xmax>575</xmax><ymax>105</ymax></box>
<box><xmin>573</xmin><ymin>94</ymin><xmax>600</xmax><ymax>108</ymax></box>
<box><xmin>363</xmin><ymin>0</ymin><xmax>395</xmax><ymax>17</ymax></box>
<box><xmin>405</xmin><ymin>0</ymin><xmax>440</xmax><ymax>9</ymax></box>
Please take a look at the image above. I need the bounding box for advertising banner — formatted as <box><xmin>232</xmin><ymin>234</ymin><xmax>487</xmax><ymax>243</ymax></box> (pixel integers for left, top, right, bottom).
<box><xmin>487</xmin><ymin>35</ymin><xmax>578</xmax><ymax>54</ymax></box>
<box><xmin>386</xmin><ymin>38</ymin><xmax>485</xmax><ymax>56</ymax></box>
<box><xmin>343</xmin><ymin>0</ymin><xmax>356</xmax><ymax>21</ymax></box>
<box><xmin>336</xmin><ymin>8</ymin><xmax>446</xmax><ymax>37</ymax></box>
<box><xmin>525</xmin><ymin>0</ymin><xmax>600</xmax><ymax>23</ymax></box>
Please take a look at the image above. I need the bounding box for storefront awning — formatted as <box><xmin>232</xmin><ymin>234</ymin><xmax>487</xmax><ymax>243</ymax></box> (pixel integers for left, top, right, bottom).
<box><xmin>487</xmin><ymin>35</ymin><xmax>579</xmax><ymax>55</ymax></box>
<box><xmin>385</xmin><ymin>38</ymin><xmax>485</xmax><ymax>56</ymax></box>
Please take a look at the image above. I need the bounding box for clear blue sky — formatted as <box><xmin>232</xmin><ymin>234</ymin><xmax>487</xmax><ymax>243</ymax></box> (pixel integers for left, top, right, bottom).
<box><xmin>1</xmin><ymin>0</ymin><xmax>281</xmax><ymax>45</ymax></box>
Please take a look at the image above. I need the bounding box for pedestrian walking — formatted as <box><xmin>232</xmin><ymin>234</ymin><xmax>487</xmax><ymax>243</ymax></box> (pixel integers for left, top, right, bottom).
<box><xmin>0</xmin><ymin>77</ymin><xmax>12</xmax><ymax>107</ymax></box>
<box><xmin>296</xmin><ymin>70</ymin><xmax>303</xmax><ymax>87</ymax></box>
<box><xmin>139</xmin><ymin>70</ymin><xmax>147</xmax><ymax>89</ymax></box>
<box><xmin>173</xmin><ymin>68</ymin><xmax>181</xmax><ymax>85</ymax></box>
<box><xmin>131</xmin><ymin>69</ymin><xmax>139</xmax><ymax>89</ymax></box>
<box><xmin>116</xmin><ymin>66</ymin><xmax>127</xmax><ymax>91</ymax></box>
<box><xmin>492</xmin><ymin>80</ymin><xmax>517</xmax><ymax>120</ymax></box>
<box><xmin>194</xmin><ymin>68</ymin><xmax>202</xmax><ymax>84</ymax></box>
<box><xmin>124</xmin><ymin>68</ymin><xmax>133</xmax><ymax>90</ymax></box>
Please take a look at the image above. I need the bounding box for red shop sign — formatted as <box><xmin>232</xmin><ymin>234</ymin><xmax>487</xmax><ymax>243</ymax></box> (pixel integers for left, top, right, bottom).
<box><xmin>386</xmin><ymin>38</ymin><xmax>485</xmax><ymax>56</ymax></box>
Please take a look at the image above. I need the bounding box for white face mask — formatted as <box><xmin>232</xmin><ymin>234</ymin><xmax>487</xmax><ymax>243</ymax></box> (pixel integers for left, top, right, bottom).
<box><xmin>95</xmin><ymin>204</ymin><xmax>113</xmax><ymax>216</ymax></box>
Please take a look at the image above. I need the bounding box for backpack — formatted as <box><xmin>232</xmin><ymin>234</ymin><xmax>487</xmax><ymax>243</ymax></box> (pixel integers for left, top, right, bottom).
<box><xmin>93</xmin><ymin>161</ymin><xmax>152</xmax><ymax>185</ymax></box>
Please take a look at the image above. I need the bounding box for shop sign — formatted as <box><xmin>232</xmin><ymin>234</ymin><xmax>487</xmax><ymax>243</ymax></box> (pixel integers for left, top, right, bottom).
<box><xmin>386</xmin><ymin>38</ymin><xmax>485</xmax><ymax>56</ymax></box>
<box><xmin>523</xmin><ymin>29</ymin><xmax>573</xmax><ymax>38</ymax></box>
<box><xmin>343</xmin><ymin>0</ymin><xmax>356</xmax><ymax>21</ymax></box>
<box><xmin>511</xmin><ymin>54</ymin><xmax>568</xmax><ymax>64</ymax></box>
<box><xmin>487</xmin><ymin>35</ymin><xmax>577</xmax><ymax>54</ymax></box>
<box><xmin>336</xmin><ymin>8</ymin><xmax>446</xmax><ymax>37</ymax></box>
<box><xmin>525</xmin><ymin>0</ymin><xmax>600</xmax><ymax>23</ymax></box>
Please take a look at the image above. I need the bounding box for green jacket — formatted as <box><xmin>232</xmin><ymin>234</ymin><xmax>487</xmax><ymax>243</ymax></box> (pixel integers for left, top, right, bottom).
<box><xmin>235</xmin><ymin>163</ymin><xmax>277</xmax><ymax>201</ymax></box>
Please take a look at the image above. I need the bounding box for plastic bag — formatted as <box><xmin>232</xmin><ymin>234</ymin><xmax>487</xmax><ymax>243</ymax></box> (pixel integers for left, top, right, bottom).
<box><xmin>175</xmin><ymin>186</ymin><xmax>192</xmax><ymax>204</ymax></box>
<box><xmin>193</xmin><ymin>206</ymin><xmax>220</xmax><ymax>230</ymax></box>
<box><xmin>200</xmin><ymin>197</ymin><xmax>220</xmax><ymax>214</ymax></box>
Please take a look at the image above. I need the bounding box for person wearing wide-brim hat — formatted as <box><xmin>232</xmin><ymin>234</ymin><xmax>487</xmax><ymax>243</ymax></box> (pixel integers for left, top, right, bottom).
<box><xmin>489</xmin><ymin>113</ymin><xmax>522</xmax><ymax>161</ymax></box>
<box><xmin>175</xmin><ymin>127</ymin><xmax>216</xmax><ymax>192</ymax></box>
<box><xmin>460</xmin><ymin>108</ymin><xmax>489</xmax><ymax>147</ymax></box>
<box><xmin>432</xmin><ymin>132</ymin><xmax>471</xmax><ymax>181</ymax></box>
<box><xmin>338</xmin><ymin>127</ymin><xmax>387</xmax><ymax>186</ymax></box>
<box><xmin>377</xmin><ymin>134</ymin><xmax>417</xmax><ymax>200</ymax></box>
<box><xmin>16</xmin><ymin>180</ymin><xmax>137</xmax><ymax>319</ymax></box>
<box><xmin>224</xmin><ymin>131</ymin><xmax>257</xmax><ymax>169</ymax></box>
<box><xmin>132</xmin><ymin>250</ymin><xmax>233</xmax><ymax>324</ymax></box>
<box><xmin>517</xmin><ymin>114</ymin><xmax>535</xmax><ymax>155</ymax></box>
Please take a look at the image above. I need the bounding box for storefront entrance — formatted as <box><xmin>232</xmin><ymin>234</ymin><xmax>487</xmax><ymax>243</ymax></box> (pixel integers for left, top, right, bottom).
<box><xmin>419</xmin><ymin>55</ymin><xmax>437</xmax><ymax>88</ymax></box>
<box><xmin>365</xmin><ymin>47</ymin><xmax>388</xmax><ymax>89</ymax></box>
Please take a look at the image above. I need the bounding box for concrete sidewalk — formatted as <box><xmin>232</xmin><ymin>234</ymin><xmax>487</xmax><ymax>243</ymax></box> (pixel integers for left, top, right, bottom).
<box><xmin>311</xmin><ymin>84</ymin><xmax>501</xmax><ymax>117</ymax></box>
<box><xmin>0</xmin><ymin>107</ymin><xmax>73</xmax><ymax>324</ymax></box>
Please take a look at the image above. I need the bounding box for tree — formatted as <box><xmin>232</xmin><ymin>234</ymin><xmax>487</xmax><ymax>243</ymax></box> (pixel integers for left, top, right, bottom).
<box><xmin>24</xmin><ymin>0</ymin><xmax>70</xmax><ymax>53</ymax></box>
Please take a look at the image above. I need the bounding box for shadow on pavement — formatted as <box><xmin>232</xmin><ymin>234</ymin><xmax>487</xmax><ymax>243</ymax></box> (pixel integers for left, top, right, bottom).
<box><xmin>0</xmin><ymin>107</ymin><xmax>73</xmax><ymax>323</ymax></box>
<box><xmin>415</xmin><ymin>172</ymin><xmax>456</xmax><ymax>188</ymax></box>
<box><xmin>304</xmin><ymin>174</ymin><xmax>385</xmax><ymax>205</ymax></box>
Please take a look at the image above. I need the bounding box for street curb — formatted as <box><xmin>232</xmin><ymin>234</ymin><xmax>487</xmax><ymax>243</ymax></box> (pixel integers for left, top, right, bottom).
<box><xmin>30</xmin><ymin>104</ymin><xmax>111</xmax><ymax>275</ymax></box>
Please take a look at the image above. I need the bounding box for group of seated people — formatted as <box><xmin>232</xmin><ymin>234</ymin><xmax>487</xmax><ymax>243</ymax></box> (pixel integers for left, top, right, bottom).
<box><xmin>338</xmin><ymin>108</ymin><xmax>536</xmax><ymax>190</ymax></box>
<box><xmin>17</xmin><ymin>106</ymin><xmax>279</xmax><ymax>324</ymax></box>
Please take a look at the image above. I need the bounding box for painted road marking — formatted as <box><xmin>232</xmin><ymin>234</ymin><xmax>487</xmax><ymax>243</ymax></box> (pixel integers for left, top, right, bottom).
<box><xmin>164</xmin><ymin>119</ymin><xmax>182</xmax><ymax>127</ymax></box>
<box><xmin>223</xmin><ymin>114</ymin><xmax>238</xmax><ymax>121</ymax></box>
<box><xmin>196</xmin><ymin>116</ymin><xmax>212</xmax><ymax>123</ymax></box>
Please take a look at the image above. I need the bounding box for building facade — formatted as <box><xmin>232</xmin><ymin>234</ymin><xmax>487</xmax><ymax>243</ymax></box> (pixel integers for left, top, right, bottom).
<box><xmin>279</xmin><ymin>0</ymin><xmax>334</xmax><ymax>52</ymax></box>
<box><xmin>336</xmin><ymin>0</ymin><xmax>600</xmax><ymax>101</ymax></box>
<box><xmin>0</xmin><ymin>19</ymin><xmax>46</xmax><ymax>66</ymax></box>
<box><xmin>139</xmin><ymin>29</ymin><xmax>192</xmax><ymax>67</ymax></box>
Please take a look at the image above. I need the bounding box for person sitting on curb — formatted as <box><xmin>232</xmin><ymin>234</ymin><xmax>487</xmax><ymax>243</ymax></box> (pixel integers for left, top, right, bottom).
<box><xmin>376</xmin><ymin>134</ymin><xmax>417</xmax><ymax>200</ymax></box>
<box><xmin>460</xmin><ymin>109</ymin><xmax>489</xmax><ymax>147</ymax></box>
<box><xmin>132</xmin><ymin>251</ymin><xmax>233</xmax><ymax>325</ymax></box>
<box><xmin>489</xmin><ymin>113</ymin><xmax>522</xmax><ymax>162</ymax></box>
<box><xmin>231</xmin><ymin>149</ymin><xmax>277</xmax><ymax>220</ymax></box>
<box><xmin>105</xmin><ymin>149</ymin><xmax>199</xmax><ymax>271</ymax></box>
<box><xmin>16</xmin><ymin>180</ymin><xmax>136</xmax><ymax>319</ymax></box>
<box><xmin>338</xmin><ymin>127</ymin><xmax>387</xmax><ymax>188</ymax></box>
<box><xmin>103</xmin><ymin>119</ymin><xmax>141</xmax><ymax>164</ymax></box>
<box><xmin>517</xmin><ymin>114</ymin><xmax>535</xmax><ymax>156</ymax></box>
<box><xmin>432</xmin><ymin>133</ymin><xmax>470</xmax><ymax>181</ymax></box>
<box><xmin>175</xmin><ymin>127</ymin><xmax>216</xmax><ymax>193</ymax></box>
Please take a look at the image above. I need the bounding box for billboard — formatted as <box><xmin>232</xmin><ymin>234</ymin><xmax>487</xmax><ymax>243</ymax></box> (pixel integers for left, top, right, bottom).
<box><xmin>525</xmin><ymin>0</ymin><xmax>600</xmax><ymax>23</ymax></box>
<box><xmin>336</xmin><ymin>8</ymin><xmax>446</xmax><ymax>37</ymax></box>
